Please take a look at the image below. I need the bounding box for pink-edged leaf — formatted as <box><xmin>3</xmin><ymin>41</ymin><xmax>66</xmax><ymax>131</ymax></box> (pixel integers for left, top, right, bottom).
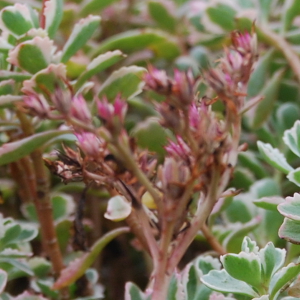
<box><xmin>253</xmin><ymin>196</ymin><xmax>284</xmax><ymax>211</ymax></box>
<box><xmin>278</xmin><ymin>193</ymin><xmax>300</xmax><ymax>221</ymax></box>
<box><xmin>0</xmin><ymin>129</ymin><xmax>71</xmax><ymax>166</ymax></box>
<box><xmin>53</xmin><ymin>227</ymin><xmax>129</xmax><ymax>290</ymax></box>
<box><xmin>14</xmin><ymin>291</ymin><xmax>48</xmax><ymax>300</ymax></box>
<box><xmin>44</xmin><ymin>0</ymin><xmax>63</xmax><ymax>39</ymax></box>
<box><xmin>279</xmin><ymin>218</ymin><xmax>300</xmax><ymax>244</ymax></box>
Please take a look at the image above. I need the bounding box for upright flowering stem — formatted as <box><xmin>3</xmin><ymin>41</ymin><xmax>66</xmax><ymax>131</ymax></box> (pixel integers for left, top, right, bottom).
<box><xmin>15</xmin><ymin>110</ymin><xmax>66</xmax><ymax>294</ymax></box>
<box><xmin>40</xmin><ymin>0</ymin><xmax>49</xmax><ymax>29</ymax></box>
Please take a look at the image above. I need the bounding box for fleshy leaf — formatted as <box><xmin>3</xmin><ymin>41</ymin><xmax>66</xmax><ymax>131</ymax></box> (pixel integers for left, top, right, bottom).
<box><xmin>92</xmin><ymin>29</ymin><xmax>180</xmax><ymax>60</ymax></box>
<box><xmin>201</xmin><ymin>269</ymin><xmax>259</xmax><ymax>298</ymax></box>
<box><xmin>28</xmin><ymin>257</ymin><xmax>51</xmax><ymax>278</ymax></box>
<box><xmin>257</xmin><ymin>141</ymin><xmax>293</xmax><ymax>174</ymax></box>
<box><xmin>14</xmin><ymin>291</ymin><xmax>48</xmax><ymax>300</ymax></box>
<box><xmin>206</xmin><ymin>3</ymin><xmax>236</xmax><ymax>31</ymax></box>
<box><xmin>0</xmin><ymin>129</ymin><xmax>71</xmax><ymax>166</ymax></box>
<box><xmin>148</xmin><ymin>1</ymin><xmax>176</xmax><ymax>32</ymax></box>
<box><xmin>0</xmin><ymin>95</ymin><xmax>23</xmax><ymax>108</ymax></box>
<box><xmin>124</xmin><ymin>282</ymin><xmax>148</xmax><ymax>300</ymax></box>
<box><xmin>0</xmin><ymin>269</ymin><xmax>7</xmax><ymax>294</ymax></box>
<box><xmin>79</xmin><ymin>0</ymin><xmax>119</xmax><ymax>17</ymax></box>
<box><xmin>283</xmin><ymin>120</ymin><xmax>300</xmax><ymax>157</ymax></box>
<box><xmin>0</xmin><ymin>71</ymin><xmax>31</xmax><ymax>82</ymax></box>
<box><xmin>97</xmin><ymin>66</ymin><xmax>146</xmax><ymax>101</ymax></box>
<box><xmin>269</xmin><ymin>263</ymin><xmax>300</xmax><ymax>300</ymax></box>
<box><xmin>279</xmin><ymin>218</ymin><xmax>300</xmax><ymax>244</ymax></box>
<box><xmin>242</xmin><ymin>236</ymin><xmax>259</xmax><ymax>253</ymax></box>
<box><xmin>44</xmin><ymin>0</ymin><xmax>63</xmax><ymax>39</ymax></box>
<box><xmin>131</xmin><ymin>117</ymin><xmax>168</xmax><ymax>155</ymax></box>
<box><xmin>221</xmin><ymin>252</ymin><xmax>262</xmax><ymax>289</ymax></box>
<box><xmin>253</xmin><ymin>197</ymin><xmax>284</xmax><ymax>211</ymax></box>
<box><xmin>53</xmin><ymin>227</ymin><xmax>129</xmax><ymax>289</ymax></box>
<box><xmin>276</xmin><ymin>103</ymin><xmax>300</xmax><ymax>134</ymax></box>
<box><xmin>281</xmin><ymin>0</ymin><xmax>300</xmax><ymax>32</ymax></box>
<box><xmin>250</xmin><ymin>69</ymin><xmax>285</xmax><ymax>129</ymax></box>
<box><xmin>8</xmin><ymin>37</ymin><xmax>53</xmax><ymax>74</ymax></box>
<box><xmin>223</xmin><ymin>217</ymin><xmax>261</xmax><ymax>253</ymax></box>
<box><xmin>259</xmin><ymin>242</ymin><xmax>286</xmax><ymax>283</ymax></box>
<box><xmin>61</xmin><ymin>15</ymin><xmax>101</xmax><ymax>63</ymax></box>
<box><xmin>104</xmin><ymin>195</ymin><xmax>131</xmax><ymax>222</ymax></box>
<box><xmin>74</xmin><ymin>50</ymin><xmax>125</xmax><ymax>91</ymax></box>
<box><xmin>278</xmin><ymin>193</ymin><xmax>300</xmax><ymax>221</ymax></box>
<box><xmin>0</xmin><ymin>4</ymin><xmax>37</xmax><ymax>37</ymax></box>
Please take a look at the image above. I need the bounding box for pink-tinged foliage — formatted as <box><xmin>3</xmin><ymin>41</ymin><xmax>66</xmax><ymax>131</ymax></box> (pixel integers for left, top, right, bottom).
<box><xmin>14</xmin><ymin>291</ymin><xmax>48</xmax><ymax>300</ymax></box>
<box><xmin>76</xmin><ymin>132</ymin><xmax>102</xmax><ymax>158</ymax></box>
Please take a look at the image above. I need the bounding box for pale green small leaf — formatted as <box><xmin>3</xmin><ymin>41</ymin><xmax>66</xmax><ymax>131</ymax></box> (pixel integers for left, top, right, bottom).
<box><xmin>253</xmin><ymin>196</ymin><xmax>284</xmax><ymax>211</ymax></box>
<box><xmin>28</xmin><ymin>257</ymin><xmax>51</xmax><ymax>278</ymax></box>
<box><xmin>148</xmin><ymin>1</ymin><xmax>176</xmax><ymax>32</ymax></box>
<box><xmin>0</xmin><ymin>258</ymin><xmax>33</xmax><ymax>276</ymax></box>
<box><xmin>278</xmin><ymin>193</ymin><xmax>300</xmax><ymax>221</ymax></box>
<box><xmin>242</xmin><ymin>236</ymin><xmax>259</xmax><ymax>253</ymax></box>
<box><xmin>44</xmin><ymin>0</ymin><xmax>63</xmax><ymax>39</ymax></box>
<box><xmin>283</xmin><ymin>120</ymin><xmax>300</xmax><ymax>157</ymax></box>
<box><xmin>281</xmin><ymin>0</ymin><xmax>300</xmax><ymax>32</ymax></box>
<box><xmin>92</xmin><ymin>29</ymin><xmax>180</xmax><ymax>60</ymax></box>
<box><xmin>79</xmin><ymin>0</ymin><xmax>118</xmax><ymax>17</ymax></box>
<box><xmin>279</xmin><ymin>218</ymin><xmax>300</xmax><ymax>244</ymax></box>
<box><xmin>124</xmin><ymin>282</ymin><xmax>148</xmax><ymax>300</ymax></box>
<box><xmin>0</xmin><ymin>269</ymin><xmax>7</xmax><ymax>294</ymax></box>
<box><xmin>257</xmin><ymin>141</ymin><xmax>293</xmax><ymax>174</ymax></box>
<box><xmin>259</xmin><ymin>242</ymin><xmax>286</xmax><ymax>283</ymax></box>
<box><xmin>206</xmin><ymin>3</ymin><xmax>236</xmax><ymax>31</ymax></box>
<box><xmin>75</xmin><ymin>50</ymin><xmax>125</xmax><ymax>91</ymax></box>
<box><xmin>221</xmin><ymin>252</ymin><xmax>262</xmax><ymax>289</ymax></box>
<box><xmin>0</xmin><ymin>71</ymin><xmax>30</xmax><ymax>82</ymax></box>
<box><xmin>0</xmin><ymin>129</ymin><xmax>71</xmax><ymax>166</ymax></box>
<box><xmin>250</xmin><ymin>69</ymin><xmax>285</xmax><ymax>129</ymax></box>
<box><xmin>287</xmin><ymin>168</ymin><xmax>300</xmax><ymax>187</ymax></box>
<box><xmin>61</xmin><ymin>15</ymin><xmax>101</xmax><ymax>63</ymax></box>
<box><xmin>98</xmin><ymin>66</ymin><xmax>146</xmax><ymax>101</ymax></box>
<box><xmin>201</xmin><ymin>269</ymin><xmax>259</xmax><ymax>297</ymax></box>
<box><xmin>269</xmin><ymin>263</ymin><xmax>300</xmax><ymax>300</ymax></box>
<box><xmin>53</xmin><ymin>227</ymin><xmax>129</xmax><ymax>289</ymax></box>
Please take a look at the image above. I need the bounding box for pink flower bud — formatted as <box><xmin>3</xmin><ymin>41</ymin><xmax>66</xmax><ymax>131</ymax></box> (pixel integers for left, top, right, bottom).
<box><xmin>50</xmin><ymin>85</ymin><xmax>72</xmax><ymax>115</ymax></box>
<box><xmin>23</xmin><ymin>93</ymin><xmax>50</xmax><ymax>118</ymax></box>
<box><xmin>70</xmin><ymin>94</ymin><xmax>91</xmax><ymax>123</ymax></box>
<box><xmin>144</xmin><ymin>66</ymin><xmax>172</xmax><ymax>94</ymax></box>
<box><xmin>76</xmin><ymin>132</ymin><xmax>102</xmax><ymax>158</ymax></box>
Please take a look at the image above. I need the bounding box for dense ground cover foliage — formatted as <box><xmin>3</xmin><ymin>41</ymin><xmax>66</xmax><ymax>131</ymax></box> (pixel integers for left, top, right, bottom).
<box><xmin>1</xmin><ymin>0</ymin><xmax>300</xmax><ymax>299</ymax></box>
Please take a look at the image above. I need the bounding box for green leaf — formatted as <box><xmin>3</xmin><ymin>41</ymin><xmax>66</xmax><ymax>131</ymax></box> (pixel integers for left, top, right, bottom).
<box><xmin>276</xmin><ymin>103</ymin><xmax>300</xmax><ymax>134</ymax></box>
<box><xmin>259</xmin><ymin>242</ymin><xmax>286</xmax><ymax>284</ymax></box>
<box><xmin>250</xmin><ymin>178</ymin><xmax>281</xmax><ymax>198</ymax></box>
<box><xmin>148</xmin><ymin>1</ymin><xmax>176</xmax><ymax>32</ymax></box>
<box><xmin>279</xmin><ymin>218</ymin><xmax>300</xmax><ymax>244</ymax></box>
<box><xmin>167</xmin><ymin>275</ymin><xmax>179</xmax><ymax>300</ymax></box>
<box><xmin>287</xmin><ymin>168</ymin><xmax>300</xmax><ymax>187</ymax></box>
<box><xmin>79</xmin><ymin>0</ymin><xmax>119</xmax><ymax>17</ymax></box>
<box><xmin>98</xmin><ymin>66</ymin><xmax>146</xmax><ymax>101</ymax></box>
<box><xmin>250</xmin><ymin>69</ymin><xmax>285</xmax><ymax>129</ymax></box>
<box><xmin>0</xmin><ymin>224</ymin><xmax>21</xmax><ymax>248</ymax></box>
<box><xmin>278</xmin><ymin>193</ymin><xmax>300</xmax><ymax>221</ymax></box>
<box><xmin>92</xmin><ymin>29</ymin><xmax>180</xmax><ymax>60</ymax></box>
<box><xmin>28</xmin><ymin>257</ymin><xmax>51</xmax><ymax>278</ymax></box>
<box><xmin>258</xmin><ymin>0</ymin><xmax>272</xmax><ymax>22</ymax></box>
<box><xmin>44</xmin><ymin>0</ymin><xmax>63</xmax><ymax>39</ymax></box>
<box><xmin>0</xmin><ymin>269</ymin><xmax>7</xmax><ymax>293</ymax></box>
<box><xmin>0</xmin><ymin>258</ymin><xmax>33</xmax><ymax>276</ymax></box>
<box><xmin>241</xmin><ymin>236</ymin><xmax>259</xmax><ymax>253</ymax></box>
<box><xmin>206</xmin><ymin>3</ymin><xmax>236</xmax><ymax>31</ymax></box>
<box><xmin>281</xmin><ymin>0</ymin><xmax>300</xmax><ymax>32</ymax></box>
<box><xmin>131</xmin><ymin>117</ymin><xmax>168</xmax><ymax>155</ymax></box>
<box><xmin>8</xmin><ymin>37</ymin><xmax>54</xmax><ymax>74</ymax></box>
<box><xmin>0</xmin><ymin>129</ymin><xmax>71</xmax><ymax>166</ymax></box>
<box><xmin>283</xmin><ymin>120</ymin><xmax>300</xmax><ymax>157</ymax></box>
<box><xmin>61</xmin><ymin>15</ymin><xmax>101</xmax><ymax>63</ymax></box>
<box><xmin>0</xmin><ymin>71</ymin><xmax>30</xmax><ymax>82</ymax></box>
<box><xmin>75</xmin><ymin>50</ymin><xmax>125</xmax><ymax>91</ymax></box>
<box><xmin>257</xmin><ymin>141</ymin><xmax>293</xmax><ymax>174</ymax></box>
<box><xmin>13</xmin><ymin>291</ymin><xmax>48</xmax><ymax>300</ymax></box>
<box><xmin>238</xmin><ymin>151</ymin><xmax>268</xmax><ymax>179</ymax></box>
<box><xmin>223</xmin><ymin>217</ymin><xmax>261</xmax><ymax>253</ymax></box>
<box><xmin>253</xmin><ymin>196</ymin><xmax>284</xmax><ymax>211</ymax></box>
<box><xmin>201</xmin><ymin>269</ymin><xmax>259</xmax><ymax>297</ymax></box>
<box><xmin>0</xmin><ymin>95</ymin><xmax>23</xmax><ymax>108</ymax></box>
<box><xmin>0</xmin><ymin>4</ymin><xmax>36</xmax><ymax>37</ymax></box>
<box><xmin>53</xmin><ymin>227</ymin><xmax>129</xmax><ymax>289</ymax></box>
<box><xmin>221</xmin><ymin>252</ymin><xmax>262</xmax><ymax>289</ymax></box>
<box><xmin>269</xmin><ymin>263</ymin><xmax>300</xmax><ymax>300</ymax></box>
<box><xmin>52</xmin><ymin>194</ymin><xmax>75</xmax><ymax>221</ymax></box>
<box><xmin>55</xmin><ymin>219</ymin><xmax>72</xmax><ymax>253</ymax></box>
